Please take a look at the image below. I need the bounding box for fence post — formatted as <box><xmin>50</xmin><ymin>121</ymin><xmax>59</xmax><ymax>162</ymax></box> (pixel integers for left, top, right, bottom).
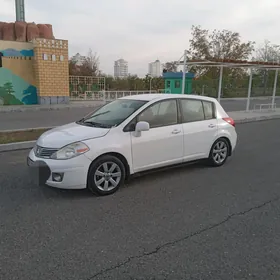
<box><xmin>246</xmin><ymin>68</ymin><xmax>253</xmax><ymax>112</ymax></box>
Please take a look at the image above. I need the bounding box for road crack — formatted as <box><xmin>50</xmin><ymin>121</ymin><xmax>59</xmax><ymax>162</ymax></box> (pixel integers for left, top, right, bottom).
<box><xmin>86</xmin><ymin>197</ymin><xmax>279</xmax><ymax>279</ymax></box>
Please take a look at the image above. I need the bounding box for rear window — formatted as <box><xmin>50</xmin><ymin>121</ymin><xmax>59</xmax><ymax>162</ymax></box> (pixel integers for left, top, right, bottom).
<box><xmin>202</xmin><ymin>101</ymin><xmax>216</xmax><ymax>119</ymax></box>
<box><xmin>180</xmin><ymin>99</ymin><xmax>216</xmax><ymax>123</ymax></box>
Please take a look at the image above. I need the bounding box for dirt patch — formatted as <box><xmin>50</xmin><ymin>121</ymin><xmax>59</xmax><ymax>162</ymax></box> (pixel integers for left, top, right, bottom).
<box><xmin>0</xmin><ymin>128</ymin><xmax>49</xmax><ymax>144</ymax></box>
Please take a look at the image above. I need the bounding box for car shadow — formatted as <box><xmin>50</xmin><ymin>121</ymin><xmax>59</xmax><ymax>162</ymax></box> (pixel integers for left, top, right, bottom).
<box><xmin>124</xmin><ymin>160</ymin><xmax>210</xmax><ymax>189</ymax></box>
<box><xmin>38</xmin><ymin>160</ymin><xmax>213</xmax><ymax>199</ymax></box>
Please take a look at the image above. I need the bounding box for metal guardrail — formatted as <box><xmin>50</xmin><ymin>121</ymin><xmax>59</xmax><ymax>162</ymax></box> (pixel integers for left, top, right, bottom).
<box><xmin>253</xmin><ymin>103</ymin><xmax>277</xmax><ymax>111</ymax></box>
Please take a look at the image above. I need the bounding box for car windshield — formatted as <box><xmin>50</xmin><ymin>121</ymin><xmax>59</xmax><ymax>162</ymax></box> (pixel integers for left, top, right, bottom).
<box><xmin>77</xmin><ymin>99</ymin><xmax>147</xmax><ymax>128</ymax></box>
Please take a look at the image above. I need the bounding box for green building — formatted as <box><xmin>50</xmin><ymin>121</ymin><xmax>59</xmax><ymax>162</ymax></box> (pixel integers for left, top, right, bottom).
<box><xmin>162</xmin><ymin>72</ymin><xmax>195</xmax><ymax>94</ymax></box>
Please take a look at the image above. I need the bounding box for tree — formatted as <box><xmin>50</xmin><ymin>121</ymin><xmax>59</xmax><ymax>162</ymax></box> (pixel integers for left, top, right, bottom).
<box><xmin>163</xmin><ymin>61</ymin><xmax>177</xmax><ymax>72</ymax></box>
<box><xmin>187</xmin><ymin>25</ymin><xmax>255</xmax><ymax>97</ymax></box>
<box><xmin>3</xmin><ymin>82</ymin><xmax>15</xmax><ymax>95</ymax></box>
<box><xmin>69</xmin><ymin>48</ymin><xmax>100</xmax><ymax>76</ymax></box>
<box><xmin>187</xmin><ymin>25</ymin><xmax>255</xmax><ymax>79</ymax></box>
<box><xmin>253</xmin><ymin>40</ymin><xmax>280</xmax><ymax>94</ymax></box>
<box><xmin>144</xmin><ymin>75</ymin><xmax>165</xmax><ymax>91</ymax></box>
<box><xmin>82</xmin><ymin>48</ymin><xmax>100</xmax><ymax>76</ymax></box>
<box><xmin>188</xmin><ymin>25</ymin><xmax>255</xmax><ymax>61</ymax></box>
<box><xmin>255</xmin><ymin>40</ymin><xmax>280</xmax><ymax>62</ymax></box>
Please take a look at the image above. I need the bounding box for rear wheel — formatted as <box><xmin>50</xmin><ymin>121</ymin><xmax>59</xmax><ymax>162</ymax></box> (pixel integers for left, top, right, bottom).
<box><xmin>87</xmin><ymin>155</ymin><xmax>125</xmax><ymax>196</ymax></box>
<box><xmin>208</xmin><ymin>138</ymin><xmax>229</xmax><ymax>167</ymax></box>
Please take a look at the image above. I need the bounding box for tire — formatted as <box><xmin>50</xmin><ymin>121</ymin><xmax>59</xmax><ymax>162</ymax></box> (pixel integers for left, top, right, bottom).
<box><xmin>87</xmin><ymin>155</ymin><xmax>125</xmax><ymax>196</ymax></box>
<box><xmin>208</xmin><ymin>138</ymin><xmax>230</xmax><ymax>167</ymax></box>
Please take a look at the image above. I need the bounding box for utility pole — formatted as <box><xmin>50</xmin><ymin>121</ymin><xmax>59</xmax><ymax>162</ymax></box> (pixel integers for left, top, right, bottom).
<box><xmin>15</xmin><ymin>0</ymin><xmax>25</xmax><ymax>22</ymax></box>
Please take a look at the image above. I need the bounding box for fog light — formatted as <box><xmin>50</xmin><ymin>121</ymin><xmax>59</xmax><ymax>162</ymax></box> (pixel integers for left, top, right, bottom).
<box><xmin>52</xmin><ymin>172</ymin><xmax>64</xmax><ymax>182</ymax></box>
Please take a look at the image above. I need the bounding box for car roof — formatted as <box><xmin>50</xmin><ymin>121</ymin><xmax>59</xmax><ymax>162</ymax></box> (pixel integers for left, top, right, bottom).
<box><xmin>119</xmin><ymin>93</ymin><xmax>217</xmax><ymax>102</ymax></box>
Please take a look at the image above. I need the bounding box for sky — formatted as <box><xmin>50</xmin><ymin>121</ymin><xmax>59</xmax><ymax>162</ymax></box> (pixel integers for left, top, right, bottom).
<box><xmin>1</xmin><ymin>0</ymin><xmax>280</xmax><ymax>76</ymax></box>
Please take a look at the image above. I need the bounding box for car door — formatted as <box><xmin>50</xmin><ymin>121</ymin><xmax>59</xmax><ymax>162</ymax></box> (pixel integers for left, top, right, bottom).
<box><xmin>179</xmin><ymin>98</ymin><xmax>218</xmax><ymax>161</ymax></box>
<box><xmin>130</xmin><ymin>99</ymin><xmax>184</xmax><ymax>173</ymax></box>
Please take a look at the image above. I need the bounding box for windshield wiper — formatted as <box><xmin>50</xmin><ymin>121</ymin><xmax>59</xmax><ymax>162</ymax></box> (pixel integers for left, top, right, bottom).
<box><xmin>83</xmin><ymin>121</ymin><xmax>111</xmax><ymax>128</ymax></box>
<box><xmin>77</xmin><ymin>111</ymin><xmax>111</xmax><ymax>123</ymax></box>
<box><xmin>89</xmin><ymin>110</ymin><xmax>110</xmax><ymax>118</ymax></box>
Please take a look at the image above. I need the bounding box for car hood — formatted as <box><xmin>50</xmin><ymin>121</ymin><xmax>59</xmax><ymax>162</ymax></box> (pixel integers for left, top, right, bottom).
<box><xmin>36</xmin><ymin>122</ymin><xmax>110</xmax><ymax>148</ymax></box>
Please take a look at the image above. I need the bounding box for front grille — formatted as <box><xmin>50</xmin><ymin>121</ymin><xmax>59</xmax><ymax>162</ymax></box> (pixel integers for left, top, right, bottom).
<box><xmin>34</xmin><ymin>145</ymin><xmax>58</xmax><ymax>158</ymax></box>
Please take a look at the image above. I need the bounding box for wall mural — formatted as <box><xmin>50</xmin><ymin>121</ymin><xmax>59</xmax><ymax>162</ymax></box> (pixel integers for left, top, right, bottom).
<box><xmin>0</xmin><ymin>42</ymin><xmax>38</xmax><ymax>105</ymax></box>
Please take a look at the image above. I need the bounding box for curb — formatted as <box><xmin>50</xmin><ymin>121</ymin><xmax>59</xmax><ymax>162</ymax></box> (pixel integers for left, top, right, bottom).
<box><xmin>0</xmin><ymin>141</ymin><xmax>36</xmax><ymax>152</ymax></box>
<box><xmin>221</xmin><ymin>97</ymin><xmax>280</xmax><ymax>101</ymax></box>
<box><xmin>234</xmin><ymin>114</ymin><xmax>280</xmax><ymax>124</ymax></box>
<box><xmin>1</xmin><ymin>115</ymin><xmax>280</xmax><ymax>152</ymax></box>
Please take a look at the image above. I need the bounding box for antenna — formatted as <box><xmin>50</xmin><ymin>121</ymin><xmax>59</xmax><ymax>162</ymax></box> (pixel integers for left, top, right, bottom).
<box><xmin>15</xmin><ymin>0</ymin><xmax>25</xmax><ymax>22</ymax></box>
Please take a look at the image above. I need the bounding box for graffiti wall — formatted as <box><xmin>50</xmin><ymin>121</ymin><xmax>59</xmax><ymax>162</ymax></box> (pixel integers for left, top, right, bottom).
<box><xmin>0</xmin><ymin>40</ymin><xmax>38</xmax><ymax>105</ymax></box>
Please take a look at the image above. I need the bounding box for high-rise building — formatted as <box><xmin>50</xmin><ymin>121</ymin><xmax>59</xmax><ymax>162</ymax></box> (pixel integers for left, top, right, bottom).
<box><xmin>71</xmin><ymin>53</ymin><xmax>87</xmax><ymax>66</ymax></box>
<box><xmin>114</xmin><ymin>59</ymin><xmax>128</xmax><ymax>78</ymax></box>
<box><xmin>148</xmin><ymin>59</ymin><xmax>161</xmax><ymax>77</ymax></box>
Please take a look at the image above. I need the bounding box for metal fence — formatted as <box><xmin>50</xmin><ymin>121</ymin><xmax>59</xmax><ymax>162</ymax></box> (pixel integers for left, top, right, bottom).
<box><xmin>69</xmin><ymin>75</ymin><xmax>172</xmax><ymax>101</ymax></box>
<box><xmin>70</xmin><ymin>90</ymin><xmax>161</xmax><ymax>102</ymax></box>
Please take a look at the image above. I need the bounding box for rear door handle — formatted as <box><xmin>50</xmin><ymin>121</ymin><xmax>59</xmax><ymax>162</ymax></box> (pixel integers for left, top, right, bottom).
<box><xmin>208</xmin><ymin>124</ymin><xmax>216</xmax><ymax>128</ymax></box>
<box><xmin>172</xmin><ymin>129</ymin><xmax>181</xmax><ymax>134</ymax></box>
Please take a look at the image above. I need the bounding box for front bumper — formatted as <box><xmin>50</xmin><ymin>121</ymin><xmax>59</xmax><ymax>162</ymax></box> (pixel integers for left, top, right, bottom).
<box><xmin>27</xmin><ymin>149</ymin><xmax>92</xmax><ymax>189</ymax></box>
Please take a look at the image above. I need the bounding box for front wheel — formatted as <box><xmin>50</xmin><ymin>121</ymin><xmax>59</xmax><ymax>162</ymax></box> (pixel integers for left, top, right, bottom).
<box><xmin>87</xmin><ymin>155</ymin><xmax>125</xmax><ymax>196</ymax></box>
<box><xmin>208</xmin><ymin>138</ymin><xmax>230</xmax><ymax>167</ymax></box>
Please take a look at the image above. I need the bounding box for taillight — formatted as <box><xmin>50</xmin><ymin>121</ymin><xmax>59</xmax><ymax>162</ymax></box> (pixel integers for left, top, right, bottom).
<box><xmin>223</xmin><ymin>117</ymin><xmax>235</xmax><ymax>127</ymax></box>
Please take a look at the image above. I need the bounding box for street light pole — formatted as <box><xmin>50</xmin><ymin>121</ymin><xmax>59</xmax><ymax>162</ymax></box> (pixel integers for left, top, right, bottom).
<box><xmin>182</xmin><ymin>50</ymin><xmax>187</xmax><ymax>94</ymax></box>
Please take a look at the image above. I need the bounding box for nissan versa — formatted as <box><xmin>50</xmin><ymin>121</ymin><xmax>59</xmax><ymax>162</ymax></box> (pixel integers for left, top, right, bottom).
<box><xmin>27</xmin><ymin>94</ymin><xmax>237</xmax><ymax>196</ymax></box>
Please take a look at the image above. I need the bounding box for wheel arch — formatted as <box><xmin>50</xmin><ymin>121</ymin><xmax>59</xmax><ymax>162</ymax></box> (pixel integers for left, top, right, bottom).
<box><xmin>87</xmin><ymin>152</ymin><xmax>131</xmax><ymax>181</ymax></box>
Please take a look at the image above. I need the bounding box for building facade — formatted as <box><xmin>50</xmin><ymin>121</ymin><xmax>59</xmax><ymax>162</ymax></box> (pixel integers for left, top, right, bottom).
<box><xmin>0</xmin><ymin>38</ymin><xmax>69</xmax><ymax>105</ymax></box>
<box><xmin>148</xmin><ymin>59</ymin><xmax>161</xmax><ymax>77</ymax></box>
<box><xmin>114</xmin><ymin>58</ymin><xmax>128</xmax><ymax>78</ymax></box>
<box><xmin>71</xmin><ymin>53</ymin><xmax>87</xmax><ymax>66</ymax></box>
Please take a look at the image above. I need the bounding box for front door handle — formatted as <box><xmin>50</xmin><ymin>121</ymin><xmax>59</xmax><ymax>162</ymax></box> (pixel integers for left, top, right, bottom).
<box><xmin>172</xmin><ymin>129</ymin><xmax>181</xmax><ymax>134</ymax></box>
<box><xmin>208</xmin><ymin>124</ymin><xmax>216</xmax><ymax>128</ymax></box>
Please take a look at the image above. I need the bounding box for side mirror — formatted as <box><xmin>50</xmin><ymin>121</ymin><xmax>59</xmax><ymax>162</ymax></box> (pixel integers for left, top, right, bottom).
<box><xmin>134</xmin><ymin>121</ymin><xmax>150</xmax><ymax>137</ymax></box>
<box><xmin>135</xmin><ymin>121</ymin><xmax>150</xmax><ymax>132</ymax></box>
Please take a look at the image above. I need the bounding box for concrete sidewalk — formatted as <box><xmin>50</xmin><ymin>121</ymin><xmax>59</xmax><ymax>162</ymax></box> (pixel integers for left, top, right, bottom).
<box><xmin>229</xmin><ymin>109</ymin><xmax>280</xmax><ymax>123</ymax></box>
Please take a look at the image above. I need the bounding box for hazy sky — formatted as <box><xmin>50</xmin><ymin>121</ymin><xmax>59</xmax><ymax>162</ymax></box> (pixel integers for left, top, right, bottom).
<box><xmin>1</xmin><ymin>0</ymin><xmax>280</xmax><ymax>76</ymax></box>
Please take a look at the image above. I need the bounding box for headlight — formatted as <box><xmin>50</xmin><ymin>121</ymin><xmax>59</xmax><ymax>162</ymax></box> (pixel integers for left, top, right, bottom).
<box><xmin>50</xmin><ymin>142</ymin><xmax>89</xmax><ymax>160</ymax></box>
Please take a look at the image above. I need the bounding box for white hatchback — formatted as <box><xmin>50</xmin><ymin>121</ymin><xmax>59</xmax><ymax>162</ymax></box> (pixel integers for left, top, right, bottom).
<box><xmin>27</xmin><ymin>94</ymin><xmax>237</xmax><ymax>195</ymax></box>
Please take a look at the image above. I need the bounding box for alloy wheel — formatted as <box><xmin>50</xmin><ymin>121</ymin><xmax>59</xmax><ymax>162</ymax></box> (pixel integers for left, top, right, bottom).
<box><xmin>212</xmin><ymin>140</ymin><xmax>228</xmax><ymax>164</ymax></box>
<box><xmin>94</xmin><ymin>162</ymin><xmax>122</xmax><ymax>192</ymax></box>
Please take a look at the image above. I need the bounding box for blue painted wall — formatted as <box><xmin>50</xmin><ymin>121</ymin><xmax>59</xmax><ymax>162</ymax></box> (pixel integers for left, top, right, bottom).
<box><xmin>0</xmin><ymin>41</ymin><xmax>38</xmax><ymax>105</ymax></box>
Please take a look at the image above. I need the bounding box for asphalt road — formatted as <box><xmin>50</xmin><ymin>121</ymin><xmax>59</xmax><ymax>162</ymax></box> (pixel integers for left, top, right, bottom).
<box><xmin>1</xmin><ymin>98</ymin><xmax>280</xmax><ymax>130</ymax></box>
<box><xmin>1</xmin><ymin>119</ymin><xmax>280</xmax><ymax>280</ymax></box>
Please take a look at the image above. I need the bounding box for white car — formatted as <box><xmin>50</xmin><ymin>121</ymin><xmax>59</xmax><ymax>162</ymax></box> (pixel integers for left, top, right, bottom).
<box><xmin>27</xmin><ymin>94</ymin><xmax>237</xmax><ymax>196</ymax></box>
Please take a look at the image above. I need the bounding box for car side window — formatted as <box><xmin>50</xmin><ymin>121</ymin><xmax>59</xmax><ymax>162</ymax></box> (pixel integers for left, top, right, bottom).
<box><xmin>180</xmin><ymin>99</ymin><xmax>205</xmax><ymax>123</ymax></box>
<box><xmin>138</xmin><ymin>100</ymin><xmax>178</xmax><ymax>128</ymax></box>
<box><xmin>203</xmin><ymin>101</ymin><xmax>215</xmax><ymax>120</ymax></box>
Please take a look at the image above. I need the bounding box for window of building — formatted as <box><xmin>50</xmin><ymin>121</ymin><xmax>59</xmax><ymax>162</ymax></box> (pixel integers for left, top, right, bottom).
<box><xmin>51</xmin><ymin>54</ymin><xmax>56</xmax><ymax>61</ymax></box>
<box><xmin>60</xmin><ymin>55</ymin><xmax>64</xmax><ymax>61</ymax></box>
<box><xmin>175</xmin><ymin>80</ymin><xmax>181</xmax><ymax>88</ymax></box>
<box><xmin>167</xmin><ymin>81</ymin><xmax>171</xmax><ymax>88</ymax></box>
<box><xmin>180</xmin><ymin>99</ymin><xmax>205</xmax><ymax>123</ymax></box>
<box><xmin>138</xmin><ymin>100</ymin><xmax>178</xmax><ymax>128</ymax></box>
<box><xmin>43</xmin><ymin>54</ymin><xmax>48</xmax><ymax>60</ymax></box>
